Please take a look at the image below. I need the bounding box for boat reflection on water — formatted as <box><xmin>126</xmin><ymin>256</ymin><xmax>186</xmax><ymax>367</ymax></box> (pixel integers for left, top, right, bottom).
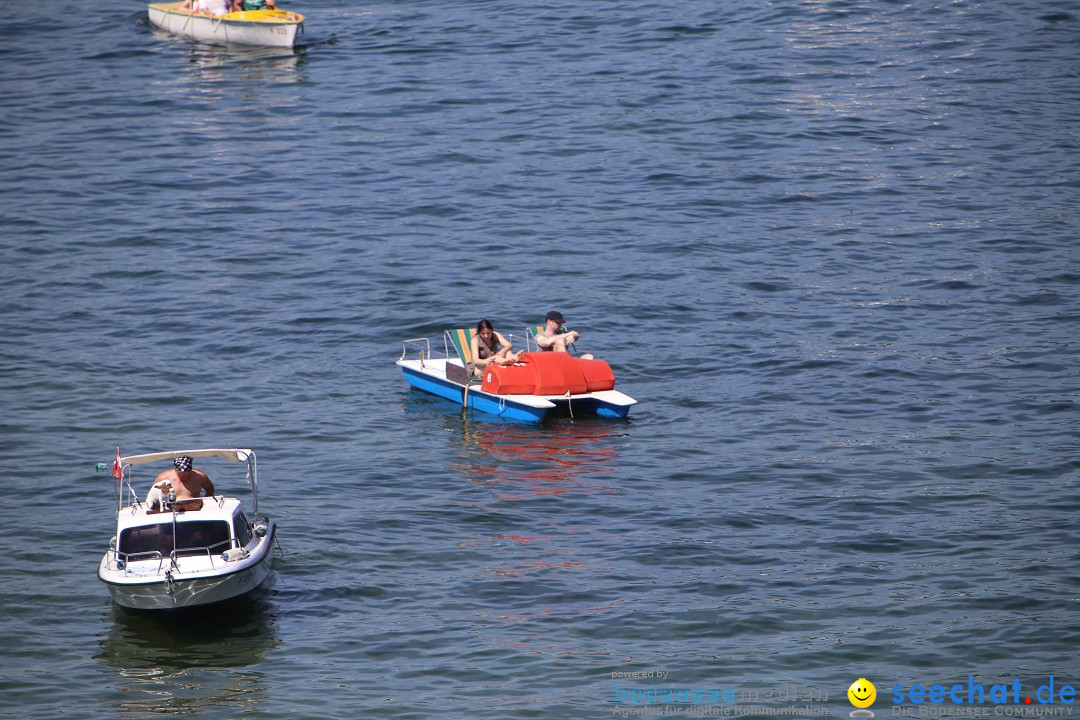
<box><xmin>446</xmin><ymin>416</ymin><xmax>630</xmax><ymax>661</ymax></box>
<box><xmin>142</xmin><ymin>15</ymin><xmax>311</xmax><ymax>84</ymax></box>
<box><xmin>452</xmin><ymin>416</ymin><xmax>623</xmax><ymax>502</ymax></box>
<box><xmin>96</xmin><ymin>593</ymin><xmax>280</xmax><ymax>716</ymax></box>
<box><xmin>403</xmin><ymin>395</ymin><xmax>628</xmax><ymax>501</ymax></box>
<box><xmin>179</xmin><ymin>41</ymin><xmax>307</xmax><ymax>82</ymax></box>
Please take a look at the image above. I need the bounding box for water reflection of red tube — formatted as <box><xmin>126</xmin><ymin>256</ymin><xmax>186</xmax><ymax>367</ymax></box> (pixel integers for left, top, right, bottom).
<box><xmin>455</xmin><ymin>419</ymin><xmax>619</xmax><ymax>501</ymax></box>
<box><xmin>450</xmin><ymin>419</ymin><xmax>628</xmax><ymax>660</ymax></box>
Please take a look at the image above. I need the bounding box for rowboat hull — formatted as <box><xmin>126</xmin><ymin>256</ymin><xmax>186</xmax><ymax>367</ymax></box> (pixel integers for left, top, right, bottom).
<box><xmin>147</xmin><ymin>2</ymin><xmax>303</xmax><ymax>48</ymax></box>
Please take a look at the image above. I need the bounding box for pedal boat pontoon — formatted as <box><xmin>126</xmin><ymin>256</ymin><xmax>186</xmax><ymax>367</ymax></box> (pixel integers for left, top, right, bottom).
<box><xmin>97</xmin><ymin>448</ymin><xmax>277</xmax><ymax>611</ymax></box>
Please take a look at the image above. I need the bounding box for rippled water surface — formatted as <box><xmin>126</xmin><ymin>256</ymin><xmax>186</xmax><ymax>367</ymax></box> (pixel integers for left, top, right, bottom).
<box><xmin>1</xmin><ymin>1</ymin><xmax>1079</xmax><ymax>718</ymax></box>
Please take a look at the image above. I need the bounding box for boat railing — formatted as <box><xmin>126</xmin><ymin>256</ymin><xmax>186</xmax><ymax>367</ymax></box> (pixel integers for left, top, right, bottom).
<box><xmin>108</xmin><ymin>465</ymin><xmax>144</xmax><ymax>514</ymax></box>
<box><xmin>400</xmin><ymin>337</ymin><xmax>434</xmax><ymax>366</ymax></box>
<box><xmin>169</xmin><ymin>539</ymin><xmax>237</xmax><ymax>572</ymax></box>
<box><xmin>401</xmin><ymin>333</ymin><xmax>523</xmax><ymax>367</ymax></box>
<box><xmin>110</xmin><ymin>538</ymin><xmax>239</xmax><ymax>575</ymax></box>
<box><xmin>108</xmin><ymin>550</ymin><xmax>166</xmax><ymax>574</ymax></box>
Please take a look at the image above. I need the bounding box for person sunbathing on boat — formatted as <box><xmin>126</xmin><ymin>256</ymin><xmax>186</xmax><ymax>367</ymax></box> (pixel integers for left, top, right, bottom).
<box><xmin>470</xmin><ymin>319</ymin><xmax>523</xmax><ymax>377</ymax></box>
<box><xmin>146</xmin><ymin>456</ymin><xmax>215</xmax><ymax>512</ymax></box>
<box><xmin>535</xmin><ymin>311</ymin><xmax>594</xmax><ymax>360</ymax></box>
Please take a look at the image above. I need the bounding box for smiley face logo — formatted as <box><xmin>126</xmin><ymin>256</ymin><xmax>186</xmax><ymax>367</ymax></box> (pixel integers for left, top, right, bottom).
<box><xmin>848</xmin><ymin>678</ymin><xmax>876</xmax><ymax>709</ymax></box>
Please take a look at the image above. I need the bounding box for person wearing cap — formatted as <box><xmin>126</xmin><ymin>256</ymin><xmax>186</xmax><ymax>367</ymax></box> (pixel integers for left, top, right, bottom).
<box><xmin>535</xmin><ymin>311</ymin><xmax>594</xmax><ymax>360</ymax></box>
<box><xmin>146</xmin><ymin>455</ymin><xmax>215</xmax><ymax>512</ymax></box>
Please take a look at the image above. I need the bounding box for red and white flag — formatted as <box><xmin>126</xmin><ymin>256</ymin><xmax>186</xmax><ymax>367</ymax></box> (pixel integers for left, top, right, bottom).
<box><xmin>112</xmin><ymin>448</ymin><xmax>123</xmax><ymax>480</ymax></box>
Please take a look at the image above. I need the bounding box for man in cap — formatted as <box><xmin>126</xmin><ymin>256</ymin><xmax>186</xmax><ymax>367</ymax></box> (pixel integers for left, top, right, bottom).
<box><xmin>535</xmin><ymin>311</ymin><xmax>594</xmax><ymax>359</ymax></box>
<box><xmin>146</xmin><ymin>455</ymin><xmax>215</xmax><ymax>511</ymax></box>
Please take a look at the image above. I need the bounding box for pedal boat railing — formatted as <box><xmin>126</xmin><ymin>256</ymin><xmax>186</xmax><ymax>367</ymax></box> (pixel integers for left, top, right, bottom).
<box><xmin>399</xmin><ymin>332</ymin><xmax>523</xmax><ymax>370</ymax></box>
<box><xmin>400</xmin><ymin>337</ymin><xmax>434</xmax><ymax>367</ymax></box>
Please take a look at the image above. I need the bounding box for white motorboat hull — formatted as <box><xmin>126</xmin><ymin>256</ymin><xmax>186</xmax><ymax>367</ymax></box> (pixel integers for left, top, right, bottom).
<box><xmin>147</xmin><ymin>2</ymin><xmax>303</xmax><ymax>48</ymax></box>
<box><xmin>99</xmin><ymin>523</ymin><xmax>276</xmax><ymax>611</ymax></box>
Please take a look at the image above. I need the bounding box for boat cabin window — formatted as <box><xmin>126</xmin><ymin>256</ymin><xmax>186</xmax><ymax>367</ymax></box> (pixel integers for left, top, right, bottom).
<box><xmin>120</xmin><ymin>520</ymin><xmax>233</xmax><ymax>558</ymax></box>
<box><xmin>234</xmin><ymin>512</ymin><xmax>253</xmax><ymax>548</ymax></box>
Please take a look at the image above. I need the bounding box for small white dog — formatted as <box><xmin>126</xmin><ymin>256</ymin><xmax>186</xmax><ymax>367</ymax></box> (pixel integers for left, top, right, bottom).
<box><xmin>145</xmin><ymin>480</ymin><xmax>173</xmax><ymax>510</ymax></box>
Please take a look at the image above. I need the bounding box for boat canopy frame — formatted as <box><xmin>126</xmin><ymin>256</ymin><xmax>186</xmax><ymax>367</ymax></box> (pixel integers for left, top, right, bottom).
<box><xmin>110</xmin><ymin>448</ymin><xmax>259</xmax><ymax>515</ymax></box>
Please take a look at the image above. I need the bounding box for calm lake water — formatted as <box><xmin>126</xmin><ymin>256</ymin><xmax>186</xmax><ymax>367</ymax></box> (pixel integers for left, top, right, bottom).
<box><xmin>1</xmin><ymin>1</ymin><xmax>1078</xmax><ymax>718</ymax></box>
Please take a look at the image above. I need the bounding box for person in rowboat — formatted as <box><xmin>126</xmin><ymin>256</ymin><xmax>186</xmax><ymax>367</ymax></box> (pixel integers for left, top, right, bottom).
<box><xmin>231</xmin><ymin>0</ymin><xmax>277</xmax><ymax>10</ymax></box>
<box><xmin>146</xmin><ymin>456</ymin><xmax>215</xmax><ymax>512</ymax></box>
<box><xmin>470</xmin><ymin>319</ymin><xmax>523</xmax><ymax>377</ymax></box>
<box><xmin>535</xmin><ymin>310</ymin><xmax>593</xmax><ymax>359</ymax></box>
<box><xmin>180</xmin><ymin>0</ymin><xmax>229</xmax><ymax>15</ymax></box>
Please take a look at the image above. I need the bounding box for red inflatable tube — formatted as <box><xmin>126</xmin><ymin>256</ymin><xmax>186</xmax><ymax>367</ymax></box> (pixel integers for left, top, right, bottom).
<box><xmin>481</xmin><ymin>352</ymin><xmax>615</xmax><ymax>395</ymax></box>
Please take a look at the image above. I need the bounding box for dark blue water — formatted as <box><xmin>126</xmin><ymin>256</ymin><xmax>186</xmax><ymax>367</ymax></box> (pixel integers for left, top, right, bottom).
<box><xmin>2</xmin><ymin>1</ymin><xmax>1079</xmax><ymax>718</ymax></box>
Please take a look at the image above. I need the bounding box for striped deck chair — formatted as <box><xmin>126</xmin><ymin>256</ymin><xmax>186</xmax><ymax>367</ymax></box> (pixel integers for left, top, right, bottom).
<box><xmin>445</xmin><ymin>328</ymin><xmax>478</xmax><ymax>378</ymax></box>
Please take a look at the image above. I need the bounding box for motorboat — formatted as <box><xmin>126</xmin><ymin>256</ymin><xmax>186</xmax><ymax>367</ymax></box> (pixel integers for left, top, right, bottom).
<box><xmin>97</xmin><ymin>448</ymin><xmax>277</xmax><ymax>611</ymax></box>
<box><xmin>147</xmin><ymin>2</ymin><xmax>304</xmax><ymax>48</ymax></box>
<box><xmin>397</xmin><ymin>329</ymin><xmax>637</xmax><ymax>422</ymax></box>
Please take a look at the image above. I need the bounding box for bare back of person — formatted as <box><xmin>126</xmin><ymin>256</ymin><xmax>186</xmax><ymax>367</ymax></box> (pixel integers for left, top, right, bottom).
<box><xmin>155</xmin><ymin>467</ymin><xmax>213</xmax><ymax>500</ymax></box>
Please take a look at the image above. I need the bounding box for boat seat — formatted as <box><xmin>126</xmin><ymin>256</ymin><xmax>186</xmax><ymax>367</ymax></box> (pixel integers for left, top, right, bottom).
<box><xmin>445</xmin><ymin>361</ymin><xmax>472</xmax><ymax>385</ymax></box>
<box><xmin>446</xmin><ymin>328</ymin><xmax>477</xmax><ymax>371</ymax></box>
<box><xmin>525</xmin><ymin>325</ymin><xmax>544</xmax><ymax>352</ymax></box>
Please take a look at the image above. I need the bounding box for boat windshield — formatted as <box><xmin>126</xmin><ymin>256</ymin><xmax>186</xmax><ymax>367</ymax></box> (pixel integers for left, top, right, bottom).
<box><xmin>119</xmin><ymin>520</ymin><xmax>232</xmax><ymax>558</ymax></box>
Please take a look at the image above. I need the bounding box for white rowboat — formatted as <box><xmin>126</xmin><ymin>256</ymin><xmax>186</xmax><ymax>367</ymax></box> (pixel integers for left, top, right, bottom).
<box><xmin>147</xmin><ymin>2</ymin><xmax>304</xmax><ymax>48</ymax></box>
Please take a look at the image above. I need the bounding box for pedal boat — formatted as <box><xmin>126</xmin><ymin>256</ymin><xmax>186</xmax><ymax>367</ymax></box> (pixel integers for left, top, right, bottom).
<box><xmin>97</xmin><ymin>448</ymin><xmax>277</xmax><ymax>611</ymax></box>
<box><xmin>397</xmin><ymin>331</ymin><xmax>637</xmax><ymax>422</ymax></box>
<box><xmin>147</xmin><ymin>2</ymin><xmax>304</xmax><ymax>48</ymax></box>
